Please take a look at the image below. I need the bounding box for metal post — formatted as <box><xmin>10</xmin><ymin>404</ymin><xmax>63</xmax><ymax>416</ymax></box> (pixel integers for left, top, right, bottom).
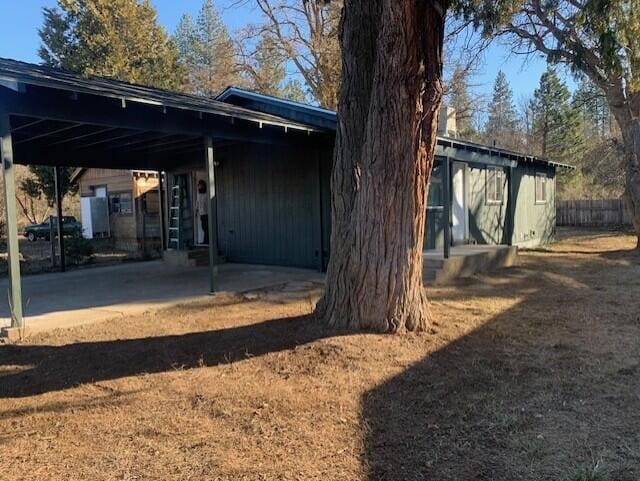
<box><xmin>205</xmin><ymin>136</ymin><xmax>218</xmax><ymax>293</ymax></box>
<box><xmin>443</xmin><ymin>156</ymin><xmax>451</xmax><ymax>259</ymax></box>
<box><xmin>49</xmin><ymin>215</ymin><xmax>56</xmax><ymax>267</ymax></box>
<box><xmin>54</xmin><ymin>166</ymin><xmax>65</xmax><ymax>272</ymax></box>
<box><xmin>507</xmin><ymin>166</ymin><xmax>516</xmax><ymax>245</ymax></box>
<box><xmin>0</xmin><ymin>113</ymin><xmax>23</xmax><ymax>328</ymax></box>
<box><xmin>157</xmin><ymin>171</ymin><xmax>166</xmax><ymax>251</ymax></box>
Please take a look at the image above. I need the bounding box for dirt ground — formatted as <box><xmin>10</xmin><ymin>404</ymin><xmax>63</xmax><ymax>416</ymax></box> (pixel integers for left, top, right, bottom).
<box><xmin>1</xmin><ymin>228</ymin><xmax>638</xmax><ymax>481</ymax></box>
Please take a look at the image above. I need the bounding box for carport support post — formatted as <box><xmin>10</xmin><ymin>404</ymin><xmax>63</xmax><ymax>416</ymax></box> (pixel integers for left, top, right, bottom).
<box><xmin>205</xmin><ymin>136</ymin><xmax>218</xmax><ymax>293</ymax></box>
<box><xmin>443</xmin><ymin>156</ymin><xmax>451</xmax><ymax>260</ymax></box>
<box><xmin>54</xmin><ymin>166</ymin><xmax>65</xmax><ymax>272</ymax></box>
<box><xmin>157</xmin><ymin>171</ymin><xmax>166</xmax><ymax>251</ymax></box>
<box><xmin>0</xmin><ymin>113</ymin><xmax>23</xmax><ymax>328</ymax></box>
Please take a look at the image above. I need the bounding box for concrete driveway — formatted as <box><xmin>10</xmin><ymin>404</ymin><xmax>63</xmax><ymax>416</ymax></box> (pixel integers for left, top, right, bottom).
<box><xmin>0</xmin><ymin>261</ymin><xmax>324</xmax><ymax>333</ymax></box>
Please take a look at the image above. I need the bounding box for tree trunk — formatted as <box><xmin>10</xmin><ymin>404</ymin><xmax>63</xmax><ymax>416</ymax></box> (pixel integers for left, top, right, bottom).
<box><xmin>315</xmin><ymin>0</ymin><xmax>447</xmax><ymax>332</ymax></box>
<box><xmin>610</xmin><ymin>92</ymin><xmax>640</xmax><ymax>249</ymax></box>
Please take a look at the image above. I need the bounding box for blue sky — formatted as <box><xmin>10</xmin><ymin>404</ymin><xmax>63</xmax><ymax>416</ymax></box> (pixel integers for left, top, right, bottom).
<box><xmin>0</xmin><ymin>0</ymin><xmax>574</xmax><ymax>103</ymax></box>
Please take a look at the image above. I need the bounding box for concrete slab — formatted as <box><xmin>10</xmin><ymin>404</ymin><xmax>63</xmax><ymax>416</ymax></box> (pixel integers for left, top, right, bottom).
<box><xmin>0</xmin><ymin>261</ymin><xmax>324</xmax><ymax>334</ymax></box>
<box><xmin>423</xmin><ymin>245</ymin><xmax>518</xmax><ymax>285</ymax></box>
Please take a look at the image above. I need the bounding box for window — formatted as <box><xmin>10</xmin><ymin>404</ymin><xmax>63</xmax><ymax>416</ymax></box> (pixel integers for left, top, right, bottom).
<box><xmin>427</xmin><ymin>162</ymin><xmax>444</xmax><ymax>208</ymax></box>
<box><xmin>109</xmin><ymin>192</ymin><xmax>133</xmax><ymax>215</ymax></box>
<box><xmin>535</xmin><ymin>173</ymin><xmax>548</xmax><ymax>204</ymax></box>
<box><xmin>486</xmin><ymin>166</ymin><xmax>505</xmax><ymax>204</ymax></box>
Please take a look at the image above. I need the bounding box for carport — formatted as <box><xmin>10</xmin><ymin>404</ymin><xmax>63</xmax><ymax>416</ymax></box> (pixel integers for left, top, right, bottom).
<box><xmin>0</xmin><ymin>58</ymin><xmax>323</xmax><ymax>331</ymax></box>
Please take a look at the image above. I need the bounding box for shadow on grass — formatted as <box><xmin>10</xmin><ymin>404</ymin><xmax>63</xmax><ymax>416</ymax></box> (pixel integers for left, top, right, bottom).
<box><xmin>0</xmin><ymin>315</ymin><xmax>332</xmax><ymax>399</ymax></box>
<box><xmin>362</xmin><ymin>245</ymin><xmax>640</xmax><ymax>481</ymax></box>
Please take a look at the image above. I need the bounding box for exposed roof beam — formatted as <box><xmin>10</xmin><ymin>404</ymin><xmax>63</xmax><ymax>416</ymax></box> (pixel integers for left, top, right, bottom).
<box><xmin>75</xmin><ymin>129</ymin><xmax>148</xmax><ymax>149</ymax></box>
<box><xmin>49</xmin><ymin>126</ymin><xmax>118</xmax><ymax>146</ymax></box>
<box><xmin>14</xmin><ymin>122</ymin><xmax>82</xmax><ymax>145</ymax></box>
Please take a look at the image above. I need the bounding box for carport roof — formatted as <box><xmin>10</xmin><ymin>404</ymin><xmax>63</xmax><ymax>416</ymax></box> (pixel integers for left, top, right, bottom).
<box><xmin>0</xmin><ymin>58</ymin><xmax>316</xmax><ymax>133</ymax></box>
<box><xmin>0</xmin><ymin>58</ymin><xmax>321</xmax><ymax>171</ymax></box>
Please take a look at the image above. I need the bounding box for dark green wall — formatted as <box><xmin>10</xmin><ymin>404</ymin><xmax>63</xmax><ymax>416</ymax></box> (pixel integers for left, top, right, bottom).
<box><xmin>215</xmin><ymin>143</ymin><xmax>324</xmax><ymax>269</ymax></box>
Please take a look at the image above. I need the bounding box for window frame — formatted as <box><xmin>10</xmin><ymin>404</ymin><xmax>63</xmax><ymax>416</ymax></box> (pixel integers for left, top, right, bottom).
<box><xmin>109</xmin><ymin>191</ymin><xmax>134</xmax><ymax>216</ymax></box>
<box><xmin>535</xmin><ymin>173</ymin><xmax>548</xmax><ymax>204</ymax></box>
<box><xmin>485</xmin><ymin>166</ymin><xmax>505</xmax><ymax>205</ymax></box>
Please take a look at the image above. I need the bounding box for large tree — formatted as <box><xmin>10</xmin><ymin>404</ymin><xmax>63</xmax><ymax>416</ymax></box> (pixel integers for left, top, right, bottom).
<box><xmin>531</xmin><ymin>67</ymin><xmax>584</xmax><ymax>164</ymax></box>
<box><xmin>484</xmin><ymin>70</ymin><xmax>521</xmax><ymax>150</ymax></box>
<box><xmin>174</xmin><ymin>0</ymin><xmax>242</xmax><ymax>96</ymax></box>
<box><xmin>315</xmin><ymin>0</ymin><xmax>447</xmax><ymax>332</ymax></box>
<box><xmin>39</xmin><ymin>0</ymin><xmax>185</xmax><ymax>90</ymax></box>
<box><xmin>462</xmin><ymin>0</ymin><xmax>640</xmax><ymax>247</ymax></box>
<box><xmin>240</xmin><ymin>32</ymin><xmax>308</xmax><ymax>102</ymax></box>
<box><xmin>251</xmin><ymin>0</ymin><xmax>342</xmax><ymax>109</ymax></box>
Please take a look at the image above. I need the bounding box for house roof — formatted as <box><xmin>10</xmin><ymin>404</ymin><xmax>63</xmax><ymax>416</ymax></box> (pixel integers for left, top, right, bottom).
<box><xmin>217</xmin><ymin>86</ymin><xmax>575</xmax><ymax>171</ymax></box>
<box><xmin>0</xmin><ymin>58</ymin><xmax>317</xmax><ymax>133</ymax></box>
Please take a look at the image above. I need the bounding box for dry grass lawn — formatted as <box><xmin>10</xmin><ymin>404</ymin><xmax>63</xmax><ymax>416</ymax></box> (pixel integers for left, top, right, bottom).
<box><xmin>1</xmin><ymin>228</ymin><xmax>639</xmax><ymax>481</ymax></box>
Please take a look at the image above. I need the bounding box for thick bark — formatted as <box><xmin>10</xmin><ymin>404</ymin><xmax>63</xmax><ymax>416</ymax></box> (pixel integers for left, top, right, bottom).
<box><xmin>621</xmin><ymin>120</ymin><xmax>640</xmax><ymax>249</ymax></box>
<box><xmin>315</xmin><ymin>0</ymin><xmax>446</xmax><ymax>332</ymax></box>
<box><xmin>608</xmin><ymin>90</ymin><xmax>640</xmax><ymax>249</ymax></box>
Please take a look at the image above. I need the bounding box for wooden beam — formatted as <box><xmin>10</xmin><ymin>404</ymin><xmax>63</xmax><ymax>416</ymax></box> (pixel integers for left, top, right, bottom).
<box><xmin>205</xmin><ymin>137</ymin><xmax>218</xmax><ymax>294</ymax></box>
<box><xmin>0</xmin><ymin>113</ymin><xmax>23</xmax><ymax>327</ymax></box>
<box><xmin>14</xmin><ymin>122</ymin><xmax>82</xmax><ymax>145</ymax></box>
<box><xmin>48</xmin><ymin>126</ymin><xmax>118</xmax><ymax>146</ymax></box>
<box><xmin>157</xmin><ymin>171</ymin><xmax>166</xmax><ymax>251</ymax></box>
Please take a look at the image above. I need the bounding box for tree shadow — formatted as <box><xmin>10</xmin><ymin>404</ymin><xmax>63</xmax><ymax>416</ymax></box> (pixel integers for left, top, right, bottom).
<box><xmin>362</xmin><ymin>248</ymin><xmax>640</xmax><ymax>480</ymax></box>
<box><xmin>0</xmin><ymin>314</ymin><xmax>333</xmax><ymax>399</ymax></box>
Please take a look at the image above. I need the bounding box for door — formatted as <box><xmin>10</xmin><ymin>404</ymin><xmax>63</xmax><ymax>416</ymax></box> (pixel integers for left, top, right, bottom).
<box><xmin>451</xmin><ymin>162</ymin><xmax>467</xmax><ymax>244</ymax></box>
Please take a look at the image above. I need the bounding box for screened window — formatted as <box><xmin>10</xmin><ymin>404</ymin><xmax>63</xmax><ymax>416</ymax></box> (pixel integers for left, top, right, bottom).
<box><xmin>486</xmin><ymin>166</ymin><xmax>505</xmax><ymax>204</ymax></box>
<box><xmin>427</xmin><ymin>162</ymin><xmax>444</xmax><ymax>208</ymax></box>
<box><xmin>109</xmin><ymin>192</ymin><xmax>133</xmax><ymax>215</ymax></box>
<box><xmin>535</xmin><ymin>173</ymin><xmax>548</xmax><ymax>204</ymax></box>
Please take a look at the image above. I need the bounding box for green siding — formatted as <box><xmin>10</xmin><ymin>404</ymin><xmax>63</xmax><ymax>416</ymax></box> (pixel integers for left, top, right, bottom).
<box><xmin>216</xmin><ymin>143</ymin><xmax>319</xmax><ymax>268</ymax></box>
<box><xmin>468</xmin><ymin>164</ymin><xmax>510</xmax><ymax>245</ymax></box>
<box><xmin>511</xmin><ymin>164</ymin><xmax>556</xmax><ymax>246</ymax></box>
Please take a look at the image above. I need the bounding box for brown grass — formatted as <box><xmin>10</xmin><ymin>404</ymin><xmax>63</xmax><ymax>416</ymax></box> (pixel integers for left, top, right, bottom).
<box><xmin>1</xmin><ymin>228</ymin><xmax>639</xmax><ymax>480</ymax></box>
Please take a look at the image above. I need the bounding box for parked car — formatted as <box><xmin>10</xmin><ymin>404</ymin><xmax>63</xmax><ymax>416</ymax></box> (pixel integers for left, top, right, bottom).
<box><xmin>23</xmin><ymin>216</ymin><xmax>82</xmax><ymax>242</ymax></box>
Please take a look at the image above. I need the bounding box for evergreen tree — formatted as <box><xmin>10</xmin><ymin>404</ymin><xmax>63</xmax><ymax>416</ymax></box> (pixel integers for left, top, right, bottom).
<box><xmin>175</xmin><ymin>0</ymin><xmax>242</xmax><ymax>96</ymax></box>
<box><xmin>39</xmin><ymin>0</ymin><xmax>185</xmax><ymax>90</ymax></box>
<box><xmin>531</xmin><ymin>67</ymin><xmax>585</xmax><ymax>197</ymax></box>
<box><xmin>484</xmin><ymin>71</ymin><xmax>520</xmax><ymax>149</ymax></box>
<box><xmin>242</xmin><ymin>33</ymin><xmax>309</xmax><ymax>102</ymax></box>
<box><xmin>531</xmin><ymin>67</ymin><xmax>584</xmax><ymax>164</ymax></box>
<box><xmin>573</xmin><ymin>78</ymin><xmax>615</xmax><ymax>139</ymax></box>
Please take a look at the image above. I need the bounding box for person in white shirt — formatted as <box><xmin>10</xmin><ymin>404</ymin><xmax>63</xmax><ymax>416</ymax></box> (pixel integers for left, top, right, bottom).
<box><xmin>196</xmin><ymin>180</ymin><xmax>208</xmax><ymax>244</ymax></box>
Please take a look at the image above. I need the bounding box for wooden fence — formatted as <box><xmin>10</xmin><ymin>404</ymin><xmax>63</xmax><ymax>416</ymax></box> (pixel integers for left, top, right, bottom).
<box><xmin>556</xmin><ymin>199</ymin><xmax>632</xmax><ymax>227</ymax></box>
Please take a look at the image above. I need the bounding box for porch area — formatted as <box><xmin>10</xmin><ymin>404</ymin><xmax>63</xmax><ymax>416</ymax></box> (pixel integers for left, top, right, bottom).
<box><xmin>0</xmin><ymin>261</ymin><xmax>323</xmax><ymax>334</ymax></box>
<box><xmin>423</xmin><ymin>244</ymin><xmax>518</xmax><ymax>285</ymax></box>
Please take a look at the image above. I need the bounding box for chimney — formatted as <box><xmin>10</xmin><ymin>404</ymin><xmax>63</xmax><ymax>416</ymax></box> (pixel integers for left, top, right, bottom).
<box><xmin>437</xmin><ymin>105</ymin><xmax>457</xmax><ymax>138</ymax></box>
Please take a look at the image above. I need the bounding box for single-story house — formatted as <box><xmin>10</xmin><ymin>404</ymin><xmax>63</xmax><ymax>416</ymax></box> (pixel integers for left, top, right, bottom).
<box><xmin>0</xmin><ymin>58</ymin><xmax>571</xmax><ymax>328</ymax></box>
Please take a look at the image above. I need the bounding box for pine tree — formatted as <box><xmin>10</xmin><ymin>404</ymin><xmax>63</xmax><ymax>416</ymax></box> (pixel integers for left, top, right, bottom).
<box><xmin>531</xmin><ymin>67</ymin><xmax>585</xmax><ymax>197</ymax></box>
<box><xmin>39</xmin><ymin>0</ymin><xmax>185</xmax><ymax>90</ymax></box>
<box><xmin>531</xmin><ymin>68</ymin><xmax>584</xmax><ymax>162</ymax></box>
<box><xmin>175</xmin><ymin>0</ymin><xmax>242</xmax><ymax>96</ymax></box>
<box><xmin>241</xmin><ymin>33</ymin><xmax>309</xmax><ymax>102</ymax></box>
<box><xmin>484</xmin><ymin>71</ymin><xmax>520</xmax><ymax>150</ymax></box>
